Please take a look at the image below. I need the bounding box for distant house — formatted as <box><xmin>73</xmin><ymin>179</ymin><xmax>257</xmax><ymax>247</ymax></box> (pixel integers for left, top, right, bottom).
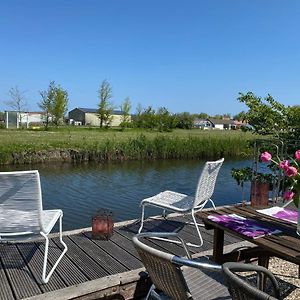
<box><xmin>4</xmin><ymin>111</ymin><xmax>49</xmax><ymax>128</ymax></box>
<box><xmin>208</xmin><ymin>118</ymin><xmax>236</xmax><ymax>130</ymax></box>
<box><xmin>193</xmin><ymin>118</ymin><xmax>211</xmax><ymax>129</ymax></box>
<box><xmin>193</xmin><ymin>118</ymin><xmax>236</xmax><ymax>130</ymax></box>
<box><xmin>68</xmin><ymin>107</ymin><xmax>130</xmax><ymax>127</ymax></box>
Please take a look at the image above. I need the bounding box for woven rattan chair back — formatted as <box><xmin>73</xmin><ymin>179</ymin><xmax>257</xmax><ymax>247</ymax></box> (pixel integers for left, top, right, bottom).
<box><xmin>194</xmin><ymin>158</ymin><xmax>224</xmax><ymax>208</ymax></box>
<box><xmin>133</xmin><ymin>234</ymin><xmax>192</xmax><ymax>300</ymax></box>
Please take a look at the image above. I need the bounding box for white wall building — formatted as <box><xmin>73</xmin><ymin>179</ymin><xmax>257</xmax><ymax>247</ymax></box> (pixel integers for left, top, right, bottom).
<box><xmin>4</xmin><ymin>111</ymin><xmax>50</xmax><ymax>128</ymax></box>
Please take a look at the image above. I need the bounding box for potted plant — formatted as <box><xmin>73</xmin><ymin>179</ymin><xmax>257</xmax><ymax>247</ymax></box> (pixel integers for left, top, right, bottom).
<box><xmin>231</xmin><ymin>167</ymin><xmax>274</xmax><ymax>206</ymax></box>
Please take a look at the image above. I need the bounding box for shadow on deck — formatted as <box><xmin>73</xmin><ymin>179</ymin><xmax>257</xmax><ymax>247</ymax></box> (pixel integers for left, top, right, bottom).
<box><xmin>0</xmin><ymin>214</ymin><xmax>297</xmax><ymax>299</ymax></box>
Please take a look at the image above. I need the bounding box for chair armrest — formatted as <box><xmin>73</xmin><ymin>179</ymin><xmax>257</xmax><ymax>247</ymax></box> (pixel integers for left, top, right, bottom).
<box><xmin>172</xmin><ymin>255</ymin><xmax>222</xmax><ymax>272</ymax></box>
<box><xmin>222</xmin><ymin>262</ymin><xmax>280</xmax><ymax>299</ymax></box>
<box><xmin>135</xmin><ymin>232</ymin><xmax>222</xmax><ymax>272</ymax></box>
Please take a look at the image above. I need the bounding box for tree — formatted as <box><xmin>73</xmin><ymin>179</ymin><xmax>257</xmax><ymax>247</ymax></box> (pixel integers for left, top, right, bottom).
<box><xmin>222</xmin><ymin>113</ymin><xmax>231</xmax><ymax>119</ymax></box>
<box><xmin>156</xmin><ymin>107</ymin><xmax>177</xmax><ymax>132</ymax></box>
<box><xmin>98</xmin><ymin>80</ymin><xmax>114</xmax><ymax>128</ymax></box>
<box><xmin>174</xmin><ymin>112</ymin><xmax>193</xmax><ymax>129</ymax></box>
<box><xmin>233</xmin><ymin>111</ymin><xmax>247</xmax><ymax>122</ymax></box>
<box><xmin>140</xmin><ymin>106</ymin><xmax>156</xmax><ymax>129</ymax></box>
<box><xmin>38</xmin><ymin>81</ymin><xmax>56</xmax><ymax>130</ymax></box>
<box><xmin>198</xmin><ymin>112</ymin><xmax>209</xmax><ymax>119</ymax></box>
<box><xmin>134</xmin><ymin>103</ymin><xmax>143</xmax><ymax>128</ymax></box>
<box><xmin>286</xmin><ymin>105</ymin><xmax>300</xmax><ymax>139</ymax></box>
<box><xmin>120</xmin><ymin>97</ymin><xmax>132</xmax><ymax>128</ymax></box>
<box><xmin>211</xmin><ymin>114</ymin><xmax>223</xmax><ymax>119</ymax></box>
<box><xmin>5</xmin><ymin>86</ymin><xmax>27</xmax><ymax>126</ymax></box>
<box><xmin>52</xmin><ymin>86</ymin><xmax>69</xmax><ymax>126</ymax></box>
<box><xmin>38</xmin><ymin>81</ymin><xmax>68</xmax><ymax>127</ymax></box>
<box><xmin>238</xmin><ymin>92</ymin><xmax>287</xmax><ymax>137</ymax></box>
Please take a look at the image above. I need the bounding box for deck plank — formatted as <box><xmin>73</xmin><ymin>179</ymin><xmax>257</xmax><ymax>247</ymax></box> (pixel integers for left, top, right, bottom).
<box><xmin>52</xmin><ymin>236</ymin><xmax>109</xmax><ymax>280</ymax></box>
<box><xmin>17</xmin><ymin>242</ymin><xmax>67</xmax><ymax>292</ymax></box>
<box><xmin>111</xmin><ymin>230</ymin><xmax>142</xmax><ymax>259</ymax></box>
<box><xmin>38</xmin><ymin>239</ymin><xmax>88</xmax><ymax>286</ymax></box>
<box><xmin>0</xmin><ymin>258</ymin><xmax>15</xmax><ymax>300</ymax></box>
<box><xmin>83</xmin><ymin>232</ymin><xmax>143</xmax><ymax>270</ymax></box>
<box><xmin>119</xmin><ymin>219</ymin><xmax>188</xmax><ymax>257</ymax></box>
<box><xmin>69</xmin><ymin>233</ymin><xmax>128</xmax><ymax>275</ymax></box>
<box><xmin>0</xmin><ymin>211</ymin><xmax>250</xmax><ymax>300</ymax></box>
<box><xmin>0</xmin><ymin>243</ymin><xmax>42</xmax><ymax>299</ymax></box>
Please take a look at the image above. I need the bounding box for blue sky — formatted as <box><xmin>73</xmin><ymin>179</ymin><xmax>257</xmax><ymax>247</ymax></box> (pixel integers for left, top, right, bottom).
<box><xmin>0</xmin><ymin>0</ymin><xmax>299</xmax><ymax>116</ymax></box>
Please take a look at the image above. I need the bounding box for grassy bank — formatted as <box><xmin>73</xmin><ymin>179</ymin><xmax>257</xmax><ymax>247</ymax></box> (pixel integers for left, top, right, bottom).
<box><xmin>0</xmin><ymin>128</ymin><xmax>256</xmax><ymax>164</ymax></box>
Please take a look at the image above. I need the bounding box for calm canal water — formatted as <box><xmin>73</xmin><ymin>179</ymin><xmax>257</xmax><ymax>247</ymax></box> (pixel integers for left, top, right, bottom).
<box><xmin>2</xmin><ymin>159</ymin><xmax>252</xmax><ymax>231</ymax></box>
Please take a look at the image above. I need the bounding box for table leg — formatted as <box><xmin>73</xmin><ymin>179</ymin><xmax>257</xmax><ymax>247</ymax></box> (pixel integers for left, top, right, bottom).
<box><xmin>258</xmin><ymin>254</ymin><xmax>269</xmax><ymax>269</ymax></box>
<box><xmin>213</xmin><ymin>228</ymin><xmax>224</xmax><ymax>263</ymax></box>
<box><xmin>258</xmin><ymin>254</ymin><xmax>270</xmax><ymax>291</ymax></box>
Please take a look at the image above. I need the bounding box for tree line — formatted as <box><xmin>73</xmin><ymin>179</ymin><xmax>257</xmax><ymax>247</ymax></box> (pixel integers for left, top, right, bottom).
<box><xmin>3</xmin><ymin>81</ymin><xmax>298</xmax><ymax>134</ymax></box>
<box><xmin>1</xmin><ymin>80</ymin><xmax>235</xmax><ymax>131</ymax></box>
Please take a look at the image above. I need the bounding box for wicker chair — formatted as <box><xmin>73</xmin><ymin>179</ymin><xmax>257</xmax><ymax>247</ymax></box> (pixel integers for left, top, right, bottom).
<box><xmin>138</xmin><ymin>158</ymin><xmax>224</xmax><ymax>247</ymax></box>
<box><xmin>222</xmin><ymin>262</ymin><xmax>281</xmax><ymax>300</ymax></box>
<box><xmin>0</xmin><ymin>170</ymin><xmax>68</xmax><ymax>284</ymax></box>
<box><xmin>132</xmin><ymin>232</ymin><xmax>230</xmax><ymax>300</ymax></box>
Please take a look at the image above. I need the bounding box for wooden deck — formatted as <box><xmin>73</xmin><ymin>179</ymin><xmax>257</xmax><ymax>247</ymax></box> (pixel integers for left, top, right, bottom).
<box><xmin>0</xmin><ymin>214</ymin><xmax>244</xmax><ymax>300</ymax></box>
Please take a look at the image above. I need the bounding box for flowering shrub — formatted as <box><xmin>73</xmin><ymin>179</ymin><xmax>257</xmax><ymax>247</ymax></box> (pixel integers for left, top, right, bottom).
<box><xmin>260</xmin><ymin>150</ymin><xmax>300</xmax><ymax>206</ymax></box>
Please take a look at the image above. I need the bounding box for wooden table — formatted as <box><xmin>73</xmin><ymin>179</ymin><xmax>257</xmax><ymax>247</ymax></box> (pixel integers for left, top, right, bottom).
<box><xmin>197</xmin><ymin>205</ymin><xmax>300</xmax><ymax>268</ymax></box>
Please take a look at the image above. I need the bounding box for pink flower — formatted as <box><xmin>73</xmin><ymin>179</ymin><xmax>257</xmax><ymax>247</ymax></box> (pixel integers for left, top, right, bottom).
<box><xmin>295</xmin><ymin>150</ymin><xmax>300</xmax><ymax>161</ymax></box>
<box><xmin>261</xmin><ymin>151</ymin><xmax>272</xmax><ymax>162</ymax></box>
<box><xmin>283</xmin><ymin>190</ymin><xmax>295</xmax><ymax>201</ymax></box>
<box><xmin>279</xmin><ymin>160</ymin><xmax>290</xmax><ymax>170</ymax></box>
<box><xmin>284</xmin><ymin>166</ymin><xmax>298</xmax><ymax>177</ymax></box>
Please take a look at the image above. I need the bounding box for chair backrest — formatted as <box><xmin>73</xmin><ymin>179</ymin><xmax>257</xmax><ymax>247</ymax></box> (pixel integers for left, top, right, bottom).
<box><xmin>0</xmin><ymin>170</ymin><xmax>44</xmax><ymax>238</ymax></box>
<box><xmin>132</xmin><ymin>233</ymin><xmax>192</xmax><ymax>300</ymax></box>
<box><xmin>222</xmin><ymin>262</ymin><xmax>280</xmax><ymax>300</ymax></box>
<box><xmin>194</xmin><ymin>158</ymin><xmax>224</xmax><ymax>207</ymax></box>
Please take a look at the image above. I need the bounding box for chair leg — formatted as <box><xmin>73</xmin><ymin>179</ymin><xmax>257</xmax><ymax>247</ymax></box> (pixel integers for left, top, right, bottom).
<box><xmin>209</xmin><ymin>198</ymin><xmax>216</xmax><ymax>210</ymax></box>
<box><xmin>138</xmin><ymin>205</ymin><xmax>146</xmax><ymax>234</ymax></box>
<box><xmin>190</xmin><ymin>209</ymin><xmax>203</xmax><ymax>248</ymax></box>
<box><xmin>139</xmin><ymin>204</ymin><xmax>205</xmax><ymax>248</ymax></box>
<box><xmin>40</xmin><ymin>214</ymin><xmax>68</xmax><ymax>284</ymax></box>
<box><xmin>145</xmin><ymin>284</ymin><xmax>156</xmax><ymax>300</ymax></box>
<box><xmin>151</xmin><ymin>211</ymin><xmax>204</xmax><ymax>248</ymax></box>
<box><xmin>159</xmin><ymin>210</ymin><xmax>204</xmax><ymax>248</ymax></box>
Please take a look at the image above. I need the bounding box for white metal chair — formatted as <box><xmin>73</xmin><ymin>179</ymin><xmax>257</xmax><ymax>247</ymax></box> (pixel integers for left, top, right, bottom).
<box><xmin>138</xmin><ymin>158</ymin><xmax>224</xmax><ymax>247</ymax></box>
<box><xmin>0</xmin><ymin>170</ymin><xmax>68</xmax><ymax>284</ymax></box>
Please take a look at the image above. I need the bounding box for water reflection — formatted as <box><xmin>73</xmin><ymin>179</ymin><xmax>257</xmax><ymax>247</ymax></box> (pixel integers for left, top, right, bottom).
<box><xmin>1</xmin><ymin>159</ymin><xmax>252</xmax><ymax>231</ymax></box>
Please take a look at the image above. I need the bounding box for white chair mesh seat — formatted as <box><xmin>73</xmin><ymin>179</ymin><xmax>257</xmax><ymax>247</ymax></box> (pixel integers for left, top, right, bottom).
<box><xmin>0</xmin><ymin>209</ymin><xmax>62</xmax><ymax>236</ymax></box>
<box><xmin>138</xmin><ymin>158</ymin><xmax>224</xmax><ymax>247</ymax></box>
<box><xmin>141</xmin><ymin>191</ymin><xmax>195</xmax><ymax>212</ymax></box>
<box><xmin>0</xmin><ymin>170</ymin><xmax>67</xmax><ymax>284</ymax></box>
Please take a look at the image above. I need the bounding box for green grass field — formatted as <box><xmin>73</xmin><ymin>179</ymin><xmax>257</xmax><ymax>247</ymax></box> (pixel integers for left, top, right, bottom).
<box><xmin>0</xmin><ymin>127</ymin><xmax>257</xmax><ymax>164</ymax></box>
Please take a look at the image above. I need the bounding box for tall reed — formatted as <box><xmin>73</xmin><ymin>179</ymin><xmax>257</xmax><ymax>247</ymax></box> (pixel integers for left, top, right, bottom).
<box><xmin>0</xmin><ymin>131</ymin><xmax>253</xmax><ymax>165</ymax></box>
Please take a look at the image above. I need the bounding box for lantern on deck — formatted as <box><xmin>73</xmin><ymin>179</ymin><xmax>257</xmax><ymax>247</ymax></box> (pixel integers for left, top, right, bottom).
<box><xmin>92</xmin><ymin>209</ymin><xmax>114</xmax><ymax>240</ymax></box>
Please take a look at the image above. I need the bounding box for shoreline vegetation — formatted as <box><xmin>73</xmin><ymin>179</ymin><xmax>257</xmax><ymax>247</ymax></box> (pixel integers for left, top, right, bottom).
<box><xmin>0</xmin><ymin>128</ymin><xmax>256</xmax><ymax>165</ymax></box>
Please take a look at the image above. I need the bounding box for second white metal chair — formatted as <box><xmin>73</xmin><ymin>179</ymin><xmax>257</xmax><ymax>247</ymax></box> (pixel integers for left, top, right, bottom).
<box><xmin>138</xmin><ymin>158</ymin><xmax>224</xmax><ymax>247</ymax></box>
